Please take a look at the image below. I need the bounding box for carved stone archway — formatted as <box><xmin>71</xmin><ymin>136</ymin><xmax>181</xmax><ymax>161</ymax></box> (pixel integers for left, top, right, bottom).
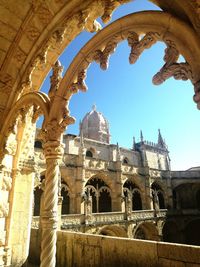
<box><xmin>56</xmin><ymin>11</ymin><xmax>200</xmax><ymax>114</ymax></box>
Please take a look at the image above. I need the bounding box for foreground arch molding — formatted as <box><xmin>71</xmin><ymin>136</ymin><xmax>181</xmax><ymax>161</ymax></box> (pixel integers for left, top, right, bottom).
<box><xmin>58</xmin><ymin>11</ymin><xmax>200</xmax><ymax>109</ymax></box>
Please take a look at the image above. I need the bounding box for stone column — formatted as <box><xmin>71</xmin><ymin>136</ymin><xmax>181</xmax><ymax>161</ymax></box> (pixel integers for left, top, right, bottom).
<box><xmin>40</xmin><ymin>141</ymin><xmax>64</xmax><ymax>267</ymax></box>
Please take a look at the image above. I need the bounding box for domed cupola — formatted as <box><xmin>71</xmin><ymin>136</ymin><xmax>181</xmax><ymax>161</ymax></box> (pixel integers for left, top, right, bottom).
<box><xmin>80</xmin><ymin>105</ymin><xmax>110</xmax><ymax>143</ymax></box>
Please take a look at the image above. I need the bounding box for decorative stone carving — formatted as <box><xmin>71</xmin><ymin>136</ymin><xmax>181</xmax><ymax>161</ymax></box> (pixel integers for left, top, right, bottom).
<box><xmin>25</xmin><ymin>24</ymin><xmax>40</xmax><ymax>41</ymax></box>
<box><xmin>37</xmin><ymin>3</ymin><xmax>53</xmax><ymax>26</ymax></box>
<box><xmin>0</xmin><ymin>201</ymin><xmax>9</xmax><ymax>218</ymax></box>
<box><xmin>49</xmin><ymin>61</ymin><xmax>63</xmax><ymax>99</ymax></box>
<box><xmin>18</xmin><ymin>158</ymin><xmax>35</xmax><ymax>174</ymax></box>
<box><xmin>40</xmin><ymin>140</ymin><xmax>65</xmax><ymax>267</ymax></box>
<box><xmin>101</xmin><ymin>0</ymin><xmax>131</xmax><ymax>24</ymax></box>
<box><xmin>0</xmin><ymin>73</ymin><xmax>14</xmax><ymax>95</ymax></box>
<box><xmin>153</xmin><ymin>62</ymin><xmax>193</xmax><ymax>85</ymax></box>
<box><xmin>2</xmin><ymin>173</ymin><xmax>12</xmax><ymax>191</ymax></box>
<box><xmin>193</xmin><ymin>80</ymin><xmax>200</xmax><ymax>108</ymax></box>
<box><xmin>153</xmin><ymin>39</ymin><xmax>194</xmax><ymax>85</ymax></box>
<box><xmin>14</xmin><ymin>47</ymin><xmax>26</xmax><ymax>65</ymax></box>
<box><xmin>129</xmin><ymin>32</ymin><xmax>160</xmax><ymax>64</ymax></box>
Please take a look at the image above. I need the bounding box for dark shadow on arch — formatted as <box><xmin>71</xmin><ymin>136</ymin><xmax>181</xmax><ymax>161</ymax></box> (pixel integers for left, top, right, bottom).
<box><xmin>33</xmin><ymin>187</ymin><xmax>43</xmax><ymax>216</ymax></box>
<box><xmin>162</xmin><ymin>220</ymin><xmax>182</xmax><ymax>243</ymax></box>
<box><xmin>98</xmin><ymin>225</ymin><xmax>128</xmax><ymax>237</ymax></box>
<box><xmin>33</xmin><ymin>175</ymin><xmax>45</xmax><ymax>216</ymax></box>
<box><xmin>133</xmin><ymin>222</ymin><xmax>159</xmax><ymax>241</ymax></box>
<box><xmin>61</xmin><ymin>185</ymin><xmax>70</xmax><ymax>214</ymax></box>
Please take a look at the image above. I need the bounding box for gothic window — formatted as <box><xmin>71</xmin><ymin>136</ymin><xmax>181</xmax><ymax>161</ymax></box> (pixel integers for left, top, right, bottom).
<box><xmin>132</xmin><ymin>190</ymin><xmax>142</xmax><ymax>210</ymax></box>
<box><xmin>33</xmin><ymin>175</ymin><xmax>45</xmax><ymax>216</ymax></box>
<box><xmin>86</xmin><ymin>150</ymin><xmax>93</xmax><ymax>158</ymax></box>
<box><xmin>85</xmin><ymin>177</ymin><xmax>111</xmax><ymax>213</ymax></box>
<box><xmin>61</xmin><ymin>185</ymin><xmax>70</xmax><ymax>214</ymax></box>
<box><xmin>33</xmin><ymin>187</ymin><xmax>43</xmax><ymax>216</ymax></box>
<box><xmin>151</xmin><ymin>183</ymin><xmax>165</xmax><ymax>209</ymax></box>
<box><xmin>123</xmin><ymin>180</ymin><xmax>142</xmax><ymax>211</ymax></box>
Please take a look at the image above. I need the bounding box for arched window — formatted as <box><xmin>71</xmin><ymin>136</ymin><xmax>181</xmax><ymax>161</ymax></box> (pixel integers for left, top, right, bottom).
<box><xmin>34</xmin><ymin>140</ymin><xmax>42</xmax><ymax>148</ymax></box>
<box><xmin>61</xmin><ymin>185</ymin><xmax>70</xmax><ymax>214</ymax></box>
<box><xmin>132</xmin><ymin>190</ymin><xmax>142</xmax><ymax>210</ymax></box>
<box><xmin>86</xmin><ymin>150</ymin><xmax>93</xmax><ymax>157</ymax></box>
<box><xmin>33</xmin><ymin>187</ymin><xmax>43</xmax><ymax>216</ymax></box>
<box><xmin>123</xmin><ymin>180</ymin><xmax>142</xmax><ymax>211</ymax></box>
<box><xmin>158</xmin><ymin>191</ymin><xmax>165</xmax><ymax>209</ymax></box>
<box><xmin>33</xmin><ymin>175</ymin><xmax>45</xmax><ymax>216</ymax></box>
<box><xmin>85</xmin><ymin>177</ymin><xmax>111</xmax><ymax>213</ymax></box>
<box><xmin>151</xmin><ymin>183</ymin><xmax>165</xmax><ymax>209</ymax></box>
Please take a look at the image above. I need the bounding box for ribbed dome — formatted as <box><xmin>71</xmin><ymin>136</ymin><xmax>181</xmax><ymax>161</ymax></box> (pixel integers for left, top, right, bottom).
<box><xmin>80</xmin><ymin>105</ymin><xmax>110</xmax><ymax>143</ymax></box>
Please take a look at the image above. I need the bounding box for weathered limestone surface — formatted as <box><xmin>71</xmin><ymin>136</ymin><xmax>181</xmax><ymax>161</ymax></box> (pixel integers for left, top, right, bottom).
<box><xmin>29</xmin><ymin>229</ymin><xmax>200</xmax><ymax>267</ymax></box>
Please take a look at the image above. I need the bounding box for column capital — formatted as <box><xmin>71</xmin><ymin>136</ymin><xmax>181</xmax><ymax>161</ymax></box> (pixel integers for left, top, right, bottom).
<box><xmin>43</xmin><ymin>141</ymin><xmax>65</xmax><ymax>159</ymax></box>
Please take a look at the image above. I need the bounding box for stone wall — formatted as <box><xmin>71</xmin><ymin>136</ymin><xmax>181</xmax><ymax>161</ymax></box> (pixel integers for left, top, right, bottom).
<box><xmin>29</xmin><ymin>229</ymin><xmax>200</xmax><ymax>267</ymax></box>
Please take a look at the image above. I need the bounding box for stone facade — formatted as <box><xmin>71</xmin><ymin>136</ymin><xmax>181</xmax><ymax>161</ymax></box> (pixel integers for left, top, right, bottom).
<box><xmin>33</xmin><ymin>107</ymin><xmax>200</xmax><ymax>245</ymax></box>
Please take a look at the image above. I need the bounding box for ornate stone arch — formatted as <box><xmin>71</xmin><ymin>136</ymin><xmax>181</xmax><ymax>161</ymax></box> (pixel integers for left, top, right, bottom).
<box><xmin>56</xmin><ymin>11</ymin><xmax>200</xmax><ymax>116</ymax></box>
<box><xmin>84</xmin><ymin>172</ymin><xmax>113</xmax><ymax>191</ymax></box>
<box><xmin>97</xmin><ymin>225</ymin><xmax>128</xmax><ymax>237</ymax></box>
<box><xmin>85</xmin><ymin>175</ymin><xmax>112</xmax><ymax>213</ymax></box>
<box><xmin>151</xmin><ymin>181</ymin><xmax>166</xmax><ymax>209</ymax></box>
<box><xmin>133</xmin><ymin>221</ymin><xmax>160</xmax><ymax>241</ymax></box>
<box><xmin>162</xmin><ymin>219</ymin><xmax>182</xmax><ymax>243</ymax></box>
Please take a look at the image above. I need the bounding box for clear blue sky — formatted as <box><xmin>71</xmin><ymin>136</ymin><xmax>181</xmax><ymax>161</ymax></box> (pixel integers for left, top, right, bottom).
<box><xmin>40</xmin><ymin>0</ymin><xmax>200</xmax><ymax>171</ymax></box>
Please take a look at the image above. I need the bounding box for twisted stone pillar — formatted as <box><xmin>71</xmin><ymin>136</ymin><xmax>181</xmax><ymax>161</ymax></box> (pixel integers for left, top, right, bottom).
<box><xmin>40</xmin><ymin>141</ymin><xmax>64</xmax><ymax>267</ymax></box>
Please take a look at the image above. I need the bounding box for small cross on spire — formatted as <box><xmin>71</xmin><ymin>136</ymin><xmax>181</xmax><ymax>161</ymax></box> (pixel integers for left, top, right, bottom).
<box><xmin>92</xmin><ymin>104</ymin><xmax>96</xmax><ymax>111</ymax></box>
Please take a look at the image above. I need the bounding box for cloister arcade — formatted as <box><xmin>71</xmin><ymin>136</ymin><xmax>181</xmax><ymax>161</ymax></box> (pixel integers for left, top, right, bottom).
<box><xmin>1</xmin><ymin>1</ymin><xmax>200</xmax><ymax>267</ymax></box>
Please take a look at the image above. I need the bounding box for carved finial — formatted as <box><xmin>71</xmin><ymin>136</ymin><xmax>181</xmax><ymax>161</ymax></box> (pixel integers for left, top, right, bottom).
<box><xmin>80</xmin><ymin>121</ymin><xmax>84</xmax><ymax>147</ymax></box>
<box><xmin>92</xmin><ymin>104</ymin><xmax>96</xmax><ymax>111</ymax></box>
<box><xmin>132</xmin><ymin>136</ymin><xmax>136</xmax><ymax>149</ymax></box>
<box><xmin>116</xmin><ymin>142</ymin><xmax>121</xmax><ymax>161</ymax></box>
<box><xmin>140</xmin><ymin>130</ymin><xmax>144</xmax><ymax>142</ymax></box>
<box><xmin>158</xmin><ymin>129</ymin><xmax>165</xmax><ymax>148</ymax></box>
<box><xmin>48</xmin><ymin>60</ymin><xmax>63</xmax><ymax>100</ymax></box>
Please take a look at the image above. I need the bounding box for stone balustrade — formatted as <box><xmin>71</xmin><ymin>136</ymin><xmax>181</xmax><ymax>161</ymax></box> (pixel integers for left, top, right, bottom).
<box><xmin>121</xmin><ymin>164</ymin><xmax>138</xmax><ymax>174</ymax></box>
<box><xmin>87</xmin><ymin>212</ymin><xmax>125</xmax><ymax>224</ymax></box>
<box><xmin>32</xmin><ymin>209</ymin><xmax>167</xmax><ymax>229</ymax></box>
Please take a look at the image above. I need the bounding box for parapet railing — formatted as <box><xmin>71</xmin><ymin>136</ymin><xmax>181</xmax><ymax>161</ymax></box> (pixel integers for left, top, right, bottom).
<box><xmin>31</xmin><ymin>209</ymin><xmax>167</xmax><ymax>229</ymax></box>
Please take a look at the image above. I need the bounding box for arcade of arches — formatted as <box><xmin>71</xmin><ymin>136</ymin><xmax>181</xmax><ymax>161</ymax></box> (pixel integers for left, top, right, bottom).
<box><xmin>1</xmin><ymin>1</ymin><xmax>200</xmax><ymax>267</ymax></box>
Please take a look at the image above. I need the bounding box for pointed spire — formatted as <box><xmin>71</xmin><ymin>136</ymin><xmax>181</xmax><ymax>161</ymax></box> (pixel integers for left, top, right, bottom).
<box><xmin>132</xmin><ymin>136</ymin><xmax>136</xmax><ymax>149</ymax></box>
<box><xmin>92</xmin><ymin>104</ymin><xmax>96</xmax><ymax>111</ymax></box>
<box><xmin>158</xmin><ymin>129</ymin><xmax>165</xmax><ymax>148</ymax></box>
<box><xmin>116</xmin><ymin>142</ymin><xmax>121</xmax><ymax>161</ymax></box>
<box><xmin>140</xmin><ymin>130</ymin><xmax>144</xmax><ymax>142</ymax></box>
<box><xmin>79</xmin><ymin>121</ymin><xmax>84</xmax><ymax>147</ymax></box>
